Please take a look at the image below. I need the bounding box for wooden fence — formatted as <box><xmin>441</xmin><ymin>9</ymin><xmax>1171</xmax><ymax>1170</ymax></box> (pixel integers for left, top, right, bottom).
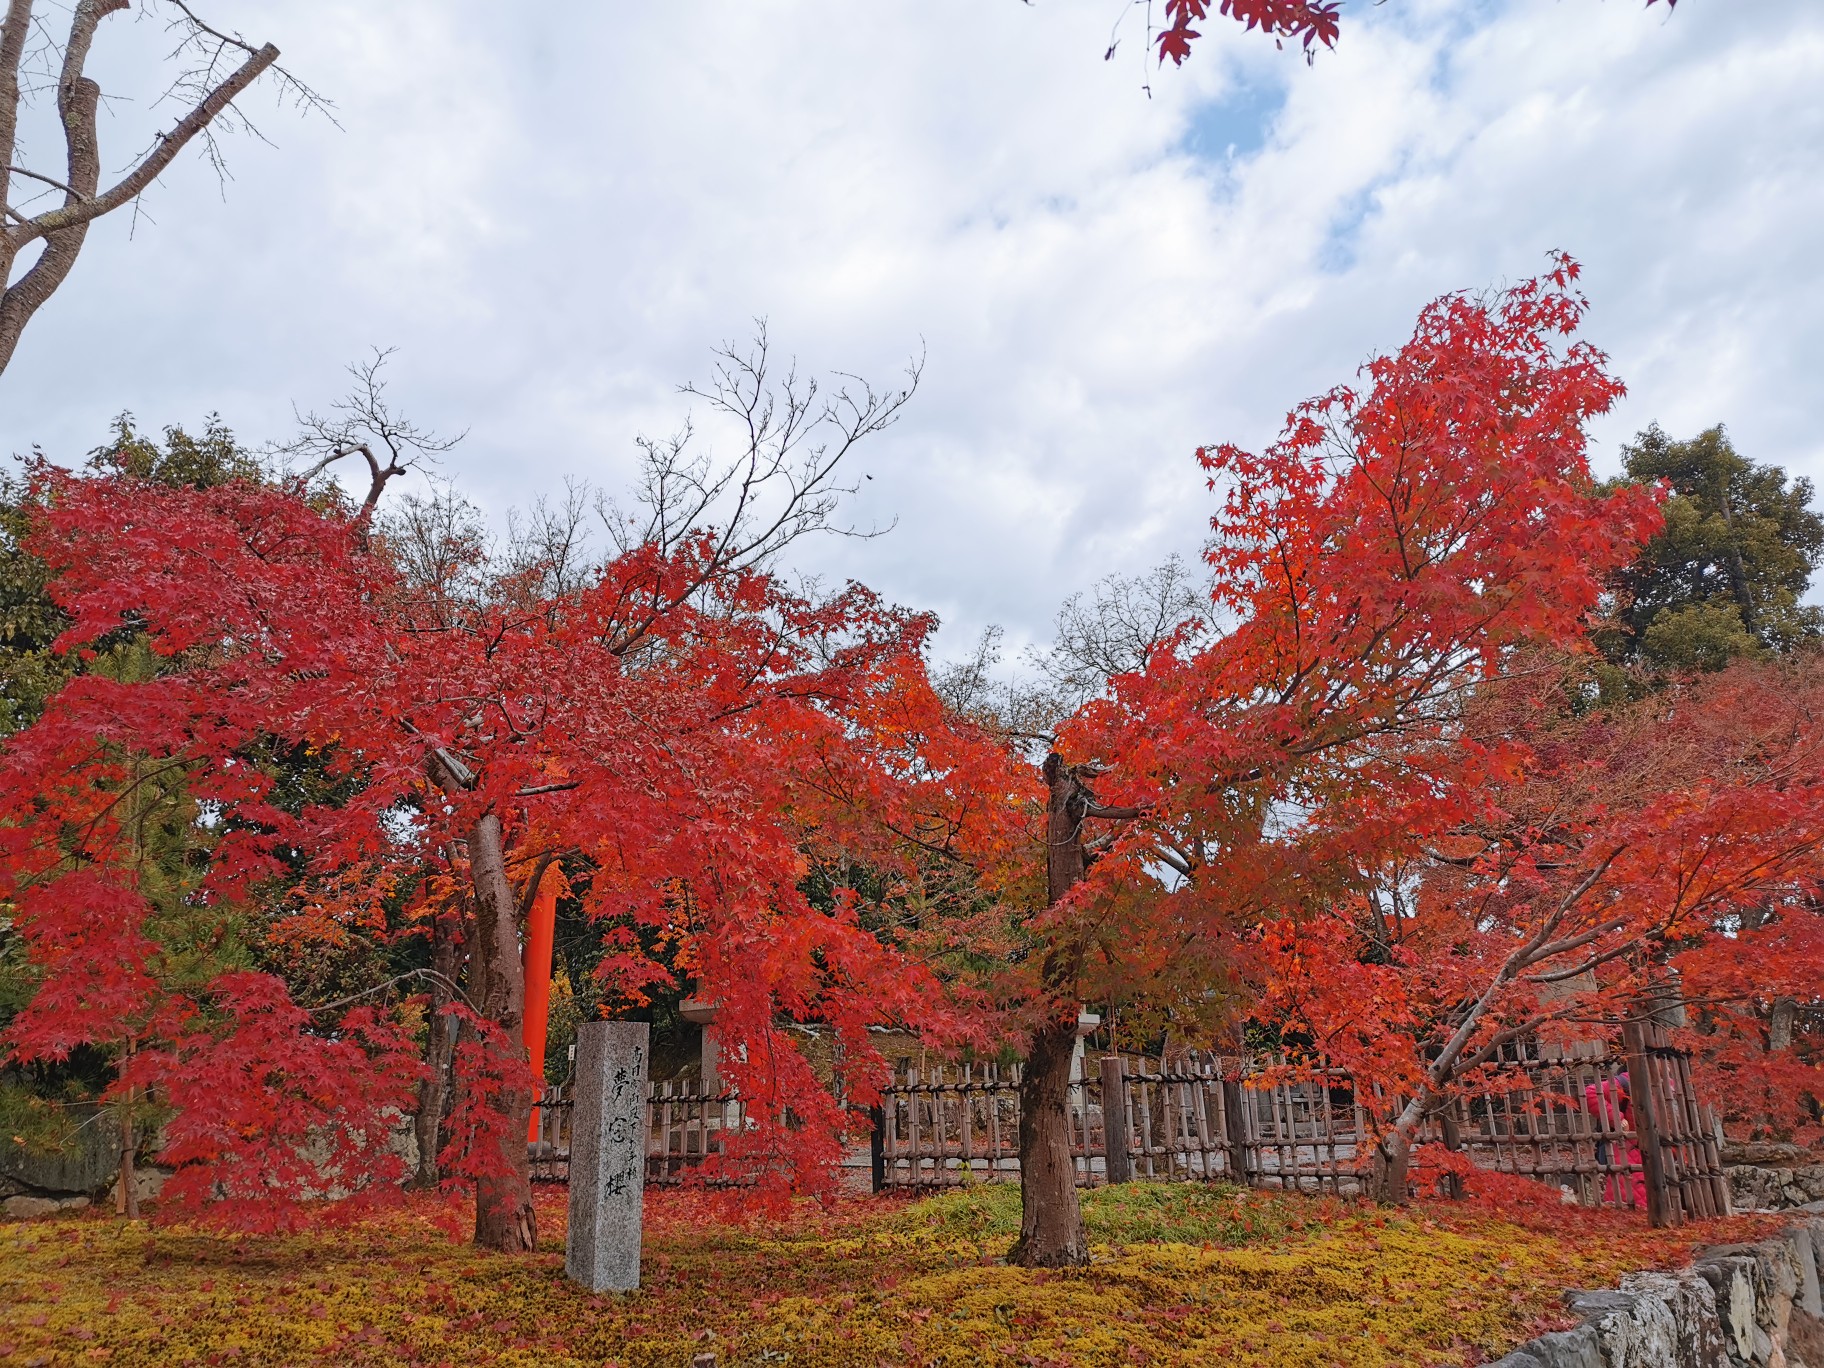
<box><xmin>530</xmin><ymin>1080</ymin><xmax>744</xmax><ymax>1186</ymax></box>
<box><xmin>525</xmin><ymin>1023</ymin><xmax>1729</xmax><ymax>1226</ymax></box>
<box><xmin>874</xmin><ymin>1023</ymin><xmax>1730</xmax><ymax>1226</ymax></box>
<box><xmin>1621</xmin><ymin>1020</ymin><xmax>1732</xmax><ymax>1224</ymax></box>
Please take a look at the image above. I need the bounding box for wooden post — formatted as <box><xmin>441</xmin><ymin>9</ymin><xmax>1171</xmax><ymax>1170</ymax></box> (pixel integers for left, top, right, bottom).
<box><xmin>869</xmin><ymin>1104</ymin><xmax>886</xmax><ymax>1193</ymax></box>
<box><xmin>116</xmin><ymin>1038</ymin><xmax>139</xmax><ymax>1220</ymax></box>
<box><xmin>1439</xmin><ymin>1099</ymin><xmax>1465</xmax><ymax>1200</ymax></box>
<box><xmin>521</xmin><ymin>872</ymin><xmax>559</xmax><ymax>1144</ymax></box>
<box><xmin>1221</xmin><ymin>1077</ymin><xmax>1250</xmax><ymax>1187</ymax></box>
<box><xmin>1622</xmin><ymin>1020</ymin><xmax>1674</xmax><ymax>1228</ymax></box>
<box><xmin>907</xmin><ymin>1064</ymin><xmax>922</xmax><ymax>1186</ymax></box>
<box><xmin>960</xmin><ymin>1063</ymin><xmax>975</xmax><ymax>1183</ymax></box>
<box><xmin>1100</xmin><ymin>1055</ymin><xmax>1130</xmax><ymax>1184</ymax></box>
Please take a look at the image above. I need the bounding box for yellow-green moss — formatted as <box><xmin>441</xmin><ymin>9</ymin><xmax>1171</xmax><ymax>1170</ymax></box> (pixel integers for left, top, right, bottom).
<box><xmin>0</xmin><ymin>1185</ymin><xmax>1778</xmax><ymax>1367</ymax></box>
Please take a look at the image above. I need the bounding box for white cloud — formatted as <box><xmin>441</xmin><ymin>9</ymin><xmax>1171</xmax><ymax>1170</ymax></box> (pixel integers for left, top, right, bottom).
<box><xmin>3</xmin><ymin>0</ymin><xmax>1818</xmax><ymax>660</ymax></box>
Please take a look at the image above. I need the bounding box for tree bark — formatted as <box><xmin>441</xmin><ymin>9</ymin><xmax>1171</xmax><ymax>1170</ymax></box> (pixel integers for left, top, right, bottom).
<box><xmin>0</xmin><ymin>1</ymin><xmax>279</xmax><ymax>376</ymax></box>
<box><xmin>1366</xmin><ymin>1089</ymin><xmax>1427</xmax><ymax>1205</ymax></box>
<box><xmin>1008</xmin><ymin>752</ymin><xmax>1097</xmax><ymax>1269</ymax></box>
<box><xmin>466</xmin><ymin>810</ymin><xmax>537</xmax><ymax>1252</ymax></box>
<box><xmin>1009</xmin><ymin>1013</ymin><xmax>1089</xmax><ymax>1267</ymax></box>
<box><xmin>1368</xmin><ymin>1127</ymin><xmax>1413</xmax><ymax>1205</ymax></box>
<box><xmin>412</xmin><ymin>896</ymin><xmax>465</xmax><ymax>1189</ymax></box>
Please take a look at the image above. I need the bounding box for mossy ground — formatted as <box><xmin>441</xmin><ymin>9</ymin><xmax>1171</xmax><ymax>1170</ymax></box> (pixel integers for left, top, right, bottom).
<box><xmin>0</xmin><ymin>1182</ymin><xmax>1782</xmax><ymax>1367</ymax></box>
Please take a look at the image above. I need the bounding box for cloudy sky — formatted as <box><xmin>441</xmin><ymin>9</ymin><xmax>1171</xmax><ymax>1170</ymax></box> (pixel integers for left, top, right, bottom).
<box><xmin>3</xmin><ymin>0</ymin><xmax>1819</xmax><ymax>661</ymax></box>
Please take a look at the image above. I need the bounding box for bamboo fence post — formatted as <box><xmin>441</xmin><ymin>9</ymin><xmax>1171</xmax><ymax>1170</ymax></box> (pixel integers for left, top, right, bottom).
<box><xmin>907</xmin><ymin>1063</ymin><xmax>922</xmax><ymax>1187</ymax></box>
<box><xmin>1623</xmin><ymin>1020</ymin><xmax>1674</xmax><ymax>1227</ymax></box>
<box><xmin>869</xmin><ymin>1104</ymin><xmax>886</xmax><ymax>1193</ymax></box>
<box><xmin>1190</xmin><ymin>1062</ymin><xmax>1216</xmax><ymax>1178</ymax></box>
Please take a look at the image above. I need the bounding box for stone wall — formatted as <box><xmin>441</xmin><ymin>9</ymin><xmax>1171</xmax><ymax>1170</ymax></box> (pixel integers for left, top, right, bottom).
<box><xmin>1724</xmin><ymin>1144</ymin><xmax>1824</xmax><ymax>1214</ymax></box>
<box><xmin>0</xmin><ymin>1104</ymin><xmax>119</xmax><ymax>1200</ymax></box>
<box><xmin>1</xmin><ymin>1115</ymin><xmax>420</xmax><ymax>1218</ymax></box>
<box><xmin>1491</xmin><ymin>1213</ymin><xmax>1824</xmax><ymax>1367</ymax></box>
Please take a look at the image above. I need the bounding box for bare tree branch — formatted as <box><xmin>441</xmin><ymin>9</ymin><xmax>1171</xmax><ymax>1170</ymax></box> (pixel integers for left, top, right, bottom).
<box><xmin>276</xmin><ymin>348</ymin><xmax>465</xmax><ymax>514</ymax></box>
<box><xmin>0</xmin><ymin>0</ymin><xmax>303</xmax><ymax>375</ymax></box>
<box><xmin>594</xmin><ymin>322</ymin><xmax>921</xmax><ymax>655</ymax></box>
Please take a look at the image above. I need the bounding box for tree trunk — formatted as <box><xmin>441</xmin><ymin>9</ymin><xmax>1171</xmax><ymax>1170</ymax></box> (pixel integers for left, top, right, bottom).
<box><xmin>1437</xmin><ymin>1101</ymin><xmax>1466</xmax><ymax>1200</ymax></box>
<box><xmin>115</xmin><ymin>1048</ymin><xmax>138</xmax><ymax>1220</ymax></box>
<box><xmin>1367</xmin><ymin>1091</ymin><xmax>1426</xmax><ymax>1205</ymax></box>
<box><xmin>1008</xmin><ymin>752</ymin><xmax>1098</xmax><ymax>1269</ymax></box>
<box><xmin>467</xmin><ymin>810</ymin><xmax>538</xmax><ymax>1252</ymax></box>
<box><xmin>412</xmin><ymin>897</ymin><xmax>464</xmax><ymax>1189</ymax></box>
<box><xmin>1368</xmin><ymin>1128</ymin><xmax>1413</xmax><ymax>1205</ymax></box>
<box><xmin>1009</xmin><ymin>1014</ymin><xmax>1089</xmax><ymax>1267</ymax></box>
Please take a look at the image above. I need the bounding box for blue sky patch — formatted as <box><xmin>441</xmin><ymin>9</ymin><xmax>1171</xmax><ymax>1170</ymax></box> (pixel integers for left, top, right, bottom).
<box><xmin>1181</xmin><ymin>76</ymin><xmax>1287</xmax><ymax>165</ymax></box>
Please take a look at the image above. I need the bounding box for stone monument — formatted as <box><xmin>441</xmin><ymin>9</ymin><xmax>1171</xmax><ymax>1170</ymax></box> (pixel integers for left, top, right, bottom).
<box><xmin>566</xmin><ymin>1020</ymin><xmax>650</xmax><ymax>1292</ymax></box>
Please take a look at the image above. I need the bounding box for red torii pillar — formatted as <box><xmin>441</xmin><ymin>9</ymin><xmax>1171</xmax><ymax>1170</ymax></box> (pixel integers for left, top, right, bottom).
<box><xmin>522</xmin><ymin>869</ymin><xmax>559</xmax><ymax>1143</ymax></box>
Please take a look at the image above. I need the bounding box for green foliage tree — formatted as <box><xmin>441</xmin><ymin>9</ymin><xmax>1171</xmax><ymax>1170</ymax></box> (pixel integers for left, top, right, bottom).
<box><xmin>1602</xmin><ymin>424</ymin><xmax>1823</xmax><ymax>676</ymax></box>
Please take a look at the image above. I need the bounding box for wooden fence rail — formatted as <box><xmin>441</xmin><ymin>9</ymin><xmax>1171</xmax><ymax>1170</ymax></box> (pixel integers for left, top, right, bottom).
<box><xmin>874</xmin><ymin>1024</ymin><xmax>1729</xmax><ymax>1226</ymax></box>
<box><xmin>526</xmin><ymin>1022</ymin><xmax>1729</xmax><ymax>1226</ymax></box>
<box><xmin>530</xmin><ymin>1079</ymin><xmax>744</xmax><ymax>1186</ymax></box>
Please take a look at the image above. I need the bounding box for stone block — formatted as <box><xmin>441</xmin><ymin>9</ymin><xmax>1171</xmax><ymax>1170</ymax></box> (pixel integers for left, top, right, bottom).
<box><xmin>1</xmin><ymin>1195</ymin><xmax>62</xmax><ymax>1219</ymax></box>
<box><xmin>1792</xmin><ymin>1227</ymin><xmax>1822</xmax><ymax>1318</ymax></box>
<box><xmin>1788</xmin><ymin>1306</ymin><xmax>1824</xmax><ymax>1368</ymax></box>
<box><xmin>1756</xmin><ymin>1239</ymin><xmax>1801</xmax><ymax>1342</ymax></box>
<box><xmin>1583</xmin><ymin>1277</ymin><xmax>1678</xmax><ymax>1367</ymax></box>
<box><xmin>1697</xmin><ymin>1254</ymin><xmax>1761</xmax><ymax>1361</ymax></box>
<box><xmin>566</xmin><ymin>1021</ymin><xmax>650</xmax><ymax>1293</ymax></box>
<box><xmin>1567</xmin><ymin>1289</ymin><xmax>1642</xmax><ymax>1319</ymax></box>
<box><xmin>1615</xmin><ymin>1271</ymin><xmax>1730</xmax><ymax>1368</ymax></box>
<box><xmin>1526</xmin><ymin>1325</ymin><xmax>1604</xmax><ymax>1367</ymax></box>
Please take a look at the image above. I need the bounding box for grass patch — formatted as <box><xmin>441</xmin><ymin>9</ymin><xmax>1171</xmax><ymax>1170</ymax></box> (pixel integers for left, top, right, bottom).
<box><xmin>0</xmin><ymin>1183</ymin><xmax>1786</xmax><ymax>1367</ymax></box>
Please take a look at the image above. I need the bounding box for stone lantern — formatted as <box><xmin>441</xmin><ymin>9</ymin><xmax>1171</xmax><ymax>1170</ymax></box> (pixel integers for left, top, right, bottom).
<box><xmin>1072</xmin><ymin>1008</ymin><xmax>1102</xmax><ymax>1083</ymax></box>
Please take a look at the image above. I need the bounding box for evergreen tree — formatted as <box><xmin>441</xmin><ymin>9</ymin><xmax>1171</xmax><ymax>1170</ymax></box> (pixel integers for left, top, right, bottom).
<box><xmin>1603</xmin><ymin>424</ymin><xmax>1823</xmax><ymax>674</ymax></box>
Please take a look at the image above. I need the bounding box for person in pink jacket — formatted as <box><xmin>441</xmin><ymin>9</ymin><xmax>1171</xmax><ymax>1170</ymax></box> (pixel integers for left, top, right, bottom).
<box><xmin>1585</xmin><ymin>1071</ymin><xmax>1647</xmax><ymax>1209</ymax></box>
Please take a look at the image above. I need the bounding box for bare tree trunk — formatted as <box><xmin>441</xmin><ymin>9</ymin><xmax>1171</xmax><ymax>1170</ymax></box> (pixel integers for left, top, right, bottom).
<box><xmin>1009</xmin><ymin>753</ymin><xmax>1097</xmax><ymax>1269</ymax></box>
<box><xmin>412</xmin><ymin>897</ymin><xmax>464</xmax><ymax>1189</ymax></box>
<box><xmin>467</xmin><ymin>811</ymin><xmax>537</xmax><ymax>1252</ymax></box>
<box><xmin>1009</xmin><ymin>1014</ymin><xmax>1088</xmax><ymax>1267</ymax></box>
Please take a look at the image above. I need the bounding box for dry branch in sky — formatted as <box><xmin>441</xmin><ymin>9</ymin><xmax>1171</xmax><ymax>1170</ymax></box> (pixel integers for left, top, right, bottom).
<box><xmin>0</xmin><ymin>0</ymin><xmax>318</xmax><ymax>374</ymax></box>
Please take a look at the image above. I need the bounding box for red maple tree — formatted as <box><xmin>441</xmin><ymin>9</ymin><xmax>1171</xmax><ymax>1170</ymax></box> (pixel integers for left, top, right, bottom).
<box><xmin>0</xmin><ymin>349</ymin><xmax>1025</xmax><ymax>1247</ymax></box>
<box><xmin>1253</xmin><ymin>655</ymin><xmax>1824</xmax><ymax>1199</ymax></box>
<box><xmin>981</xmin><ymin>256</ymin><xmax>1665</xmax><ymax>1263</ymax></box>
